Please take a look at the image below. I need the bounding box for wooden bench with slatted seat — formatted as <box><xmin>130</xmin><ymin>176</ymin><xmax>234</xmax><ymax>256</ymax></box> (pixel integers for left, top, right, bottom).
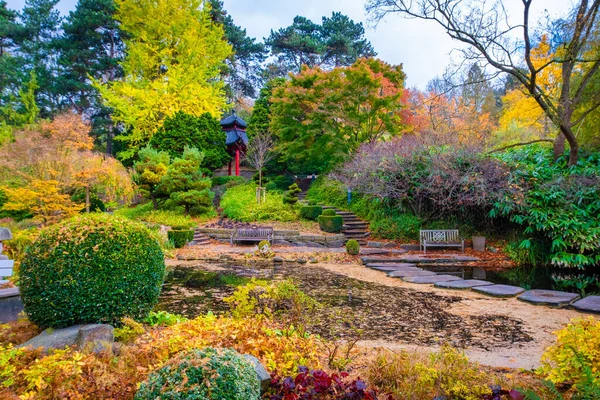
<box><xmin>230</xmin><ymin>226</ymin><xmax>274</xmax><ymax>245</ymax></box>
<box><xmin>420</xmin><ymin>229</ymin><xmax>464</xmax><ymax>254</ymax></box>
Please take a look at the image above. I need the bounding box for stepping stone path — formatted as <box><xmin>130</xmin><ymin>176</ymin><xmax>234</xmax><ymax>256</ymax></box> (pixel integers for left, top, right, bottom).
<box><xmin>403</xmin><ymin>274</ymin><xmax>463</xmax><ymax>284</ymax></box>
<box><xmin>571</xmin><ymin>296</ymin><xmax>600</xmax><ymax>314</ymax></box>
<box><xmin>370</xmin><ymin>266</ymin><xmax>420</xmax><ymax>272</ymax></box>
<box><xmin>518</xmin><ymin>290</ymin><xmax>580</xmax><ymax>307</ymax></box>
<box><xmin>366</xmin><ymin>263</ymin><xmax>416</xmax><ymax>269</ymax></box>
<box><xmin>321</xmin><ymin>205</ymin><xmax>370</xmax><ymax>245</ymax></box>
<box><xmin>473</xmin><ymin>284</ymin><xmax>526</xmax><ymax>298</ymax></box>
<box><xmin>434</xmin><ymin>279</ymin><xmax>494</xmax><ymax>289</ymax></box>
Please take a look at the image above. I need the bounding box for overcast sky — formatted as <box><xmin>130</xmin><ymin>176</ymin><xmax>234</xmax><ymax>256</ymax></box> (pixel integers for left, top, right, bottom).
<box><xmin>6</xmin><ymin>0</ymin><xmax>574</xmax><ymax>89</ymax></box>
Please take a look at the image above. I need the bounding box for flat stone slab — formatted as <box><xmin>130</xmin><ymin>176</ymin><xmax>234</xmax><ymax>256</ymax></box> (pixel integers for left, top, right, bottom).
<box><xmin>518</xmin><ymin>290</ymin><xmax>580</xmax><ymax>307</ymax></box>
<box><xmin>388</xmin><ymin>269</ymin><xmax>436</xmax><ymax>278</ymax></box>
<box><xmin>473</xmin><ymin>284</ymin><xmax>525</xmax><ymax>298</ymax></box>
<box><xmin>571</xmin><ymin>296</ymin><xmax>600</xmax><ymax>314</ymax></box>
<box><xmin>370</xmin><ymin>266</ymin><xmax>421</xmax><ymax>272</ymax></box>
<box><xmin>366</xmin><ymin>263</ymin><xmax>416</xmax><ymax>269</ymax></box>
<box><xmin>403</xmin><ymin>274</ymin><xmax>463</xmax><ymax>284</ymax></box>
<box><xmin>361</xmin><ymin>257</ymin><xmax>409</xmax><ymax>264</ymax></box>
<box><xmin>434</xmin><ymin>279</ymin><xmax>493</xmax><ymax>289</ymax></box>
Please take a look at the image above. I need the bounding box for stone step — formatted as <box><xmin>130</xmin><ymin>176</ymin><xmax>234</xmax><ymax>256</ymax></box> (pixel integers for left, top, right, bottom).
<box><xmin>336</xmin><ymin>211</ymin><xmax>355</xmax><ymax>216</ymax></box>
<box><xmin>344</xmin><ymin>221</ymin><xmax>369</xmax><ymax>227</ymax></box>
<box><xmin>571</xmin><ymin>296</ymin><xmax>600</xmax><ymax>314</ymax></box>
<box><xmin>342</xmin><ymin>228</ymin><xmax>368</xmax><ymax>234</ymax></box>
<box><xmin>344</xmin><ymin>233</ymin><xmax>370</xmax><ymax>239</ymax></box>
<box><xmin>361</xmin><ymin>256</ymin><xmax>410</xmax><ymax>264</ymax></box>
<box><xmin>518</xmin><ymin>290</ymin><xmax>580</xmax><ymax>308</ymax></box>
<box><xmin>434</xmin><ymin>280</ymin><xmax>493</xmax><ymax>290</ymax></box>
<box><xmin>366</xmin><ymin>262</ymin><xmax>417</xmax><ymax>269</ymax></box>
<box><xmin>388</xmin><ymin>269</ymin><xmax>436</xmax><ymax>278</ymax></box>
<box><xmin>472</xmin><ymin>284</ymin><xmax>526</xmax><ymax>298</ymax></box>
<box><xmin>403</xmin><ymin>274</ymin><xmax>464</xmax><ymax>284</ymax></box>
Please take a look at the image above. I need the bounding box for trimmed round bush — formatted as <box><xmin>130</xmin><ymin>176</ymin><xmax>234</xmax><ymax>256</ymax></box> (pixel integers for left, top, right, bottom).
<box><xmin>168</xmin><ymin>229</ymin><xmax>195</xmax><ymax>248</ymax></box>
<box><xmin>20</xmin><ymin>214</ymin><xmax>165</xmax><ymax>329</ymax></box>
<box><xmin>322</xmin><ymin>209</ymin><xmax>337</xmax><ymax>216</ymax></box>
<box><xmin>346</xmin><ymin>239</ymin><xmax>361</xmax><ymax>255</ymax></box>
<box><xmin>264</xmin><ymin>182</ymin><xmax>278</xmax><ymax>191</ymax></box>
<box><xmin>134</xmin><ymin>347</ymin><xmax>260</xmax><ymax>400</ymax></box>
<box><xmin>318</xmin><ymin>214</ymin><xmax>343</xmax><ymax>233</ymax></box>
<box><xmin>300</xmin><ymin>205</ymin><xmax>323</xmax><ymax>221</ymax></box>
<box><xmin>308</xmin><ymin>199</ymin><xmax>317</xmax><ymax>206</ymax></box>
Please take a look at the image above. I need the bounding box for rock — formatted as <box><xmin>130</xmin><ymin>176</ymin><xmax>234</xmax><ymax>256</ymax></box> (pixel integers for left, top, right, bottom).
<box><xmin>284</xmin><ymin>258</ymin><xmax>296</xmax><ymax>263</ymax></box>
<box><xmin>297</xmin><ymin>258</ymin><xmax>307</xmax><ymax>264</ymax></box>
<box><xmin>243</xmin><ymin>354</ymin><xmax>271</xmax><ymax>392</ymax></box>
<box><xmin>273</xmin><ymin>256</ymin><xmax>284</xmax><ymax>263</ymax></box>
<box><xmin>19</xmin><ymin>324</ymin><xmax>114</xmax><ymax>354</ymax></box>
<box><xmin>78</xmin><ymin>324</ymin><xmax>114</xmax><ymax>353</ymax></box>
<box><xmin>403</xmin><ymin>275</ymin><xmax>463</xmax><ymax>284</ymax></box>
<box><xmin>518</xmin><ymin>290</ymin><xmax>580</xmax><ymax>307</ymax></box>
<box><xmin>383</xmin><ymin>242</ymin><xmax>397</xmax><ymax>249</ymax></box>
<box><xmin>571</xmin><ymin>296</ymin><xmax>600</xmax><ymax>314</ymax></box>
<box><xmin>326</xmin><ymin>240</ymin><xmax>345</xmax><ymax>248</ymax></box>
<box><xmin>306</xmin><ymin>241</ymin><xmax>327</xmax><ymax>248</ymax></box>
<box><xmin>434</xmin><ymin>279</ymin><xmax>493</xmax><ymax>290</ymax></box>
<box><xmin>487</xmin><ymin>247</ymin><xmax>499</xmax><ymax>253</ymax></box>
<box><xmin>367</xmin><ymin>241</ymin><xmax>385</xmax><ymax>248</ymax></box>
<box><xmin>309</xmin><ymin>257</ymin><xmax>318</xmax><ymax>264</ymax></box>
<box><xmin>473</xmin><ymin>284</ymin><xmax>525</xmax><ymax>298</ymax></box>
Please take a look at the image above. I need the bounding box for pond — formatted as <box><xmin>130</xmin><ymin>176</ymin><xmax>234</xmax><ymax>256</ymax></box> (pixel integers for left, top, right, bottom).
<box><xmin>158</xmin><ymin>260</ymin><xmax>534</xmax><ymax>349</ymax></box>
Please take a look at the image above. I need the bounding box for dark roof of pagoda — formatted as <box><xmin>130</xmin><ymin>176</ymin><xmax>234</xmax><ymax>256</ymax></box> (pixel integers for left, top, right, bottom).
<box><xmin>220</xmin><ymin>114</ymin><xmax>248</xmax><ymax>129</ymax></box>
<box><xmin>225</xmin><ymin>128</ymin><xmax>249</xmax><ymax>146</ymax></box>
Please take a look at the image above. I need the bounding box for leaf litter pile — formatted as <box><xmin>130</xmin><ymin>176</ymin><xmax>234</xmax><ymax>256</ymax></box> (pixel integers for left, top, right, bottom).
<box><xmin>159</xmin><ymin>261</ymin><xmax>533</xmax><ymax>350</ymax></box>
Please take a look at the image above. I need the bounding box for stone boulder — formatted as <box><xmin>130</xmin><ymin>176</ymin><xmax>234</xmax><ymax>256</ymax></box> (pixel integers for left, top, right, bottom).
<box><xmin>18</xmin><ymin>324</ymin><xmax>114</xmax><ymax>354</ymax></box>
<box><xmin>243</xmin><ymin>354</ymin><xmax>271</xmax><ymax>392</ymax></box>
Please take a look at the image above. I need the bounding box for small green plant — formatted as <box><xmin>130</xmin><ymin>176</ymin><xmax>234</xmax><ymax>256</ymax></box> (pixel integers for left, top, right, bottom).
<box><xmin>346</xmin><ymin>239</ymin><xmax>360</xmax><ymax>255</ymax></box>
<box><xmin>283</xmin><ymin>183</ymin><xmax>302</xmax><ymax>205</ymax></box>
<box><xmin>144</xmin><ymin>311</ymin><xmax>187</xmax><ymax>326</ymax></box>
<box><xmin>300</xmin><ymin>205</ymin><xmax>323</xmax><ymax>221</ymax></box>
<box><xmin>134</xmin><ymin>347</ymin><xmax>260</xmax><ymax>400</ymax></box>
<box><xmin>318</xmin><ymin>210</ymin><xmax>343</xmax><ymax>233</ymax></box>
<box><xmin>167</xmin><ymin>229</ymin><xmax>195</xmax><ymax>248</ymax></box>
<box><xmin>114</xmin><ymin>318</ymin><xmax>145</xmax><ymax>343</ymax></box>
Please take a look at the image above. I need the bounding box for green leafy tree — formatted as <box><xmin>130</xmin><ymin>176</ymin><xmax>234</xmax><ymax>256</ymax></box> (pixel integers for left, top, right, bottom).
<box><xmin>271</xmin><ymin>58</ymin><xmax>406</xmax><ymax>173</ymax></box>
<box><xmin>0</xmin><ymin>1</ymin><xmax>19</xmax><ymax>103</ymax></box>
<box><xmin>159</xmin><ymin>147</ymin><xmax>214</xmax><ymax>215</ymax></box>
<box><xmin>265</xmin><ymin>12</ymin><xmax>376</xmax><ymax>76</ymax></box>
<box><xmin>95</xmin><ymin>0</ymin><xmax>232</xmax><ymax>160</ymax></box>
<box><xmin>247</xmin><ymin>77</ymin><xmax>285</xmax><ymax>139</ymax></box>
<box><xmin>149</xmin><ymin>112</ymin><xmax>229</xmax><ymax>172</ymax></box>
<box><xmin>133</xmin><ymin>146</ymin><xmax>170</xmax><ymax>210</ymax></box>
<box><xmin>56</xmin><ymin>0</ymin><xmax>124</xmax><ymax>154</ymax></box>
<box><xmin>208</xmin><ymin>0</ymin><xmax>267</xmax><ymax>100</ymax></box>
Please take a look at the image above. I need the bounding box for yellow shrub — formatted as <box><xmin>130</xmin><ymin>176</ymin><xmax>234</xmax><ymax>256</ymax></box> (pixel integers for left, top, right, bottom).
<box><xmin>0</xmin><ymin>314</ymin><xmax>321</xmax><ymax>399</ymax></box>
<box><xmin>538</xmin><ymin>317</ymin><xmax>600</xmax><ymax>388</ymax></box>
<box><xmin>366</xmin><ymin>345</ymin><xmax>498</xmax><ymax>400</ymax></box>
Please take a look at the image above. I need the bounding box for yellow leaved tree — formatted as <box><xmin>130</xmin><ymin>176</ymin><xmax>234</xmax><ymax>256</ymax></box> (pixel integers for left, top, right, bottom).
<box><xmin>95</xmin><ymin>0</ymin><xmax>232</xmax><ymax>159</ymax></box>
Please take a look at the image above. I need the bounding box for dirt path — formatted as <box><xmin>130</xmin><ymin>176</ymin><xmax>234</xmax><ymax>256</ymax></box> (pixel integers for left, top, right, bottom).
<box><xmin>315</xmin><ymin>261</ymin><xmax>584</xmax><ymax>370</ymax></box>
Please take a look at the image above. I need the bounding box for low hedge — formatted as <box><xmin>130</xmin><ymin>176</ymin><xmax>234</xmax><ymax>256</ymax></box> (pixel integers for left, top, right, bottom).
<box><xmin>168</xmin><ymin>229</ymin><xmax>195</xmax><ymax>248</ymax></box>
<box><xmin>134</xmin><ymin>347</ymin><xmax>260</xmax><ymax>400</ymax></box>
<box><xmin>19</xmin><ymin>214</ymin><xmax>165</xmax><ymax>328</ymax></box>
<box><xmin>212</xmin><ymin>176</ymin><xmax>246</xmax><ymax>187</ymax></box>
<box><xmin>318</xmin><ymin>214</ymin><xmax>343</xmax><ymax>233</ymax></box>
<box><xmin>346</xmin><ymin>239</ymin><xmax>360</xmax><ymax>255</ymax></box>
<box><xmin>300</xmin><ymin>205</ymin><xmax>323</xmax><ymax>221</ymax></box>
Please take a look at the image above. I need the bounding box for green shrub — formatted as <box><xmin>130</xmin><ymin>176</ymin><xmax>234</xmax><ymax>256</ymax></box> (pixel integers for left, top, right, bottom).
<box><xmin>134</xmin><ymin>347</ymin><xmax>260</xmax><ymax>400</ymax></box>
<box><xmin>283</xmin><ymin>183</ymin><xmax>302</xmax><ymax>205</ymax></box>
<box><xmin>272</xmin><ymin>175</ymin><xmax>293</xmax><ymax>191</ymax></box>
<box><xmin>212</xmin><ymin>176</ymin><xmax>246</xmax><ymax>187</ymax></box>
<box><xmin>115</xmin><ymin>203</ymin><xmax>198</xmax><ymax>228</ymax></box>
<box><xmin>346</xmin><ymin>239</ymin><xmax>360</xmax><ymax>255</ymax></box>
<box><xmin>308</xmin><ymin>199</ymin><xmax>317</xmax><ymax>206</ymax></box>
<box><xmin>19</xmin><ymin>214</ymin><xmax>165</xmax><ymax>329</ymax></box>
<box><xmin>318</xmin><ymin>214</ymin><xmax>343</xmax><ymax>233</ymax></box>
<box><xmin>221</xmin><ymin>183</ymin><xmax>298</xmax><ymax>222</ymax></box>
<box><xmin>300</xmin><ymin>205</ymin><xmax>323</xmax><ymax>221</ymax></box>
<box><xmin>168</xmin><ymin>229</ymin><xmax>195</xmax><ymax>248</ymax></box>
<box><xmin>144</xmin><ymin>310</ymin><xmax>187</xmax><ymax>326</ymax></box>
<box><xmin>264</xmin><ymin>182</ymin><xmax>278</xmax><ymax>191</ymax></box>
<box><xmin>322</xmin><ymin>208</ymin><xmax>337</xmax><ymax>216</ymax></box>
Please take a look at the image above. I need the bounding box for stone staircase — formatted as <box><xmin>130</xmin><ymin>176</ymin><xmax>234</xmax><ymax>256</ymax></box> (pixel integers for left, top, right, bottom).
<box><xmin>322</xmin><ymin>206</ymin><xmax>370</xmax><ymax>245</ymax></box>
<box><xmin>190</xmin><ymin>229</ymin><xmax>211</xmax><ymax>246</ymax></box>
<box><xmin>295</xmin><ymin>178</ymin><xmax>313</xmax><ymax>200</ymax></box>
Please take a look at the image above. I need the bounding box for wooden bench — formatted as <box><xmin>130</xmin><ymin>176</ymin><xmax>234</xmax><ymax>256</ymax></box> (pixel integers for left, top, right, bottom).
<box><xmin>420</xmin><ymin>229</ymin><xmax>464</xmax><ymax>254</ymax></box>
<box><xmin>230</xmin><ymin>227</ymin><xmax>274</xmax><ymax>245</ymax></box>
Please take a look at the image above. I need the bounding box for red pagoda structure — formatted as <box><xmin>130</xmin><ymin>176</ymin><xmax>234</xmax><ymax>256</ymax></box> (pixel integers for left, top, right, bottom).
<box><xmin>220</xmin><ymin>113</ymin><xmax>249</xmax><ymax>176</ymax></box>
